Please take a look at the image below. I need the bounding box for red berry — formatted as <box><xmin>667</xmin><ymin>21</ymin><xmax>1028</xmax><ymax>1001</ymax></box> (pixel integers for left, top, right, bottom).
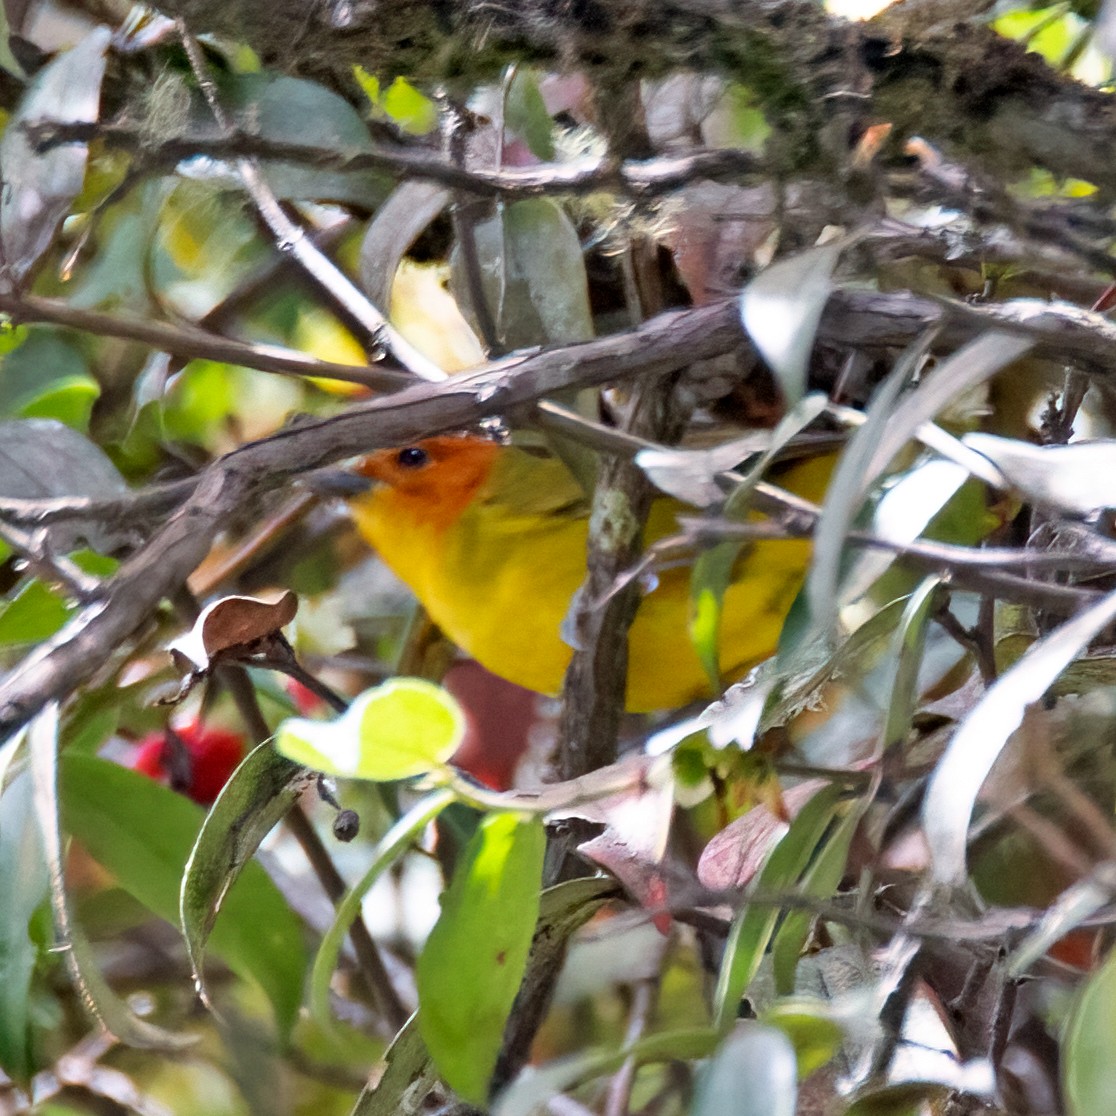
<box><xmin>131</xmin><ymin>719</ymin><xmax>245</xmax><ymax>805</ymax></box>
<box><xmin>286</xmin><ymin>678</ymin><xmax>326</xmax><ymax>716</ymax></box>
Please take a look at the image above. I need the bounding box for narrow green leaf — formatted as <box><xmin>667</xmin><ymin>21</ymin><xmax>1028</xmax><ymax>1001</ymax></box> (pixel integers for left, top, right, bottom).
<box><xmin>59</xmin><ymin>753</ymin><xmax>307</xmax><ymax>1040</ymax></box>
<box><xmin>714</xmin><ymin>784</ymin><xmax>844</xmax><ymax>1030</ymax></box>
<box><xmin>0</xmin><ymin>770</ymin><xmax>49</xmax><ymax>1081</ymax></box>
<box><xmin>180</xmin><ymin>741</ymin><xmax>313</xmax><ymax>1031</ymax></box>
<box><xmin>310</xmin><ymin>788</ymin><xmax>456</xmax><ymax>1031</ymax></box>
<box><xmin>417</xmin><ymin>812</ymin><xmax>545</xmax><ymax>1104</ymax></box>
<box><xmin>33</xmin><ymin>711</ymin><xmax>193</xmax><ymax>1050</ymax></box>
<box><xmin>882</xmin><ymin>577</ymin><xmax>943</xmax><ymax>752</ymax></box>
<box><xmin>771</xmin><ymin>801</ymin><xmax>860</xmax><ymax>994</ymax></box>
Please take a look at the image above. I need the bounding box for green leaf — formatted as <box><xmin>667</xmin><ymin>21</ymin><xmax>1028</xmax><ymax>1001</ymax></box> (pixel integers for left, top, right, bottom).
<box><xmin>180</xmin><ymin>742</ymin><xmax>313</xmax><ymax>1032</ymax></box>
<box><xmin>33</xmin><ymin>710</ymin><xmax>192</xmax><ymax>1051</ymax></box>
<box><xmin>692</xmin><ymin>1022</ymin><xmax>797</xmax><ymax>1116</ymax></box>
<box><xmin>771</xmin><ymin>801</ymin><xmax>859</xmax><ymax>994</ymax></box>
<box><xmin>357</xmin><ymin>877</ymin><xmax>617</xmax><ymax>1116</ymax></box>
<box><xmin>0</xmin><ymin>580</ymin><xmax>72</xmax><ymax>647</ymax></box>
<box><xmin>355</xmin><ymin>71</ymin><xmax>437</xmax><ymax>136</ymax></box>
<box><xmin>0</xmin><ymin>329</ymin><xmax>99</xmax><ymax>430</ymax></box>
<box><xmin>275</xmin><ymin>678</ymin><xmax>466</xmax><ymax>781</ymax></box>
<box><xmin>0</xmin><ymin>771</ymin><xmax>49</xmax><ymax>1082</ymax></box>
<box><xmin>309</xmin><ymin>788</ymin><xmax>456</xmax><ymax>1032</ymax></box>
<box><xmin>1064</xmin><ymin>944</ymin><xmax>1116</xmax><ymax>1115</ymax></box>
<box><xmin>713</xmin><ymin>784</ymin><xmax>845</xmax><ymax>1030</ymax></box>
<box><xmin>881</xmin><ymin>577</ymin><xmax>942</xmax><ymax>752</ymax></box>
<box><xmin>453</xmin><ymin>198</ymin><xmax>594</xmax><ymax>349</ymax></box>
<box><xmin>506</xmin><ymin>70</ymin><xmax>555</xmax><ymax>159</ymax></box>
<box><xmin>59</xmin><ymin>754</ymin><xmax>307</xmax><ymax>1040</ymax></box>
<box><xmin>417</xmin><ymin>812</ymin><xmax>545</xmax><ymax>1104</ymax></box>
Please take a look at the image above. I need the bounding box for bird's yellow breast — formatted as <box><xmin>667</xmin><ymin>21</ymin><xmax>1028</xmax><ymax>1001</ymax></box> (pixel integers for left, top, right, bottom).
<box><xmin>350</xmin><ymin>444</ymin><xmax>829</xmax><ymax>712</ymax></box>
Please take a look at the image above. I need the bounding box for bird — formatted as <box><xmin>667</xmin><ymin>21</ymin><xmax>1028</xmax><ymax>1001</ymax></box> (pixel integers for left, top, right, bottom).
<box><xmin>349</xmin><ymin>435</ymin><xmax>831</xmax><ymax>712</ymax></box>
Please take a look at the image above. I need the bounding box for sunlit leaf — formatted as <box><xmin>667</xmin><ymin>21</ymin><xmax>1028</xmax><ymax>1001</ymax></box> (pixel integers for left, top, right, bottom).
<box><xmin>923</xmin><ymin>587</ymin><xmax>1116</xmax><ymax>888</ymax></box>
<box><xmin>275</xmin><ymin>678</ymin><xmax>466</xmax><ymax>781</ymax></box>
<box><xmin>963</xmin><ymin>432</ymin><xmax>1116</xmax><ymax>517</ymax></box>
<box><xmin>417</xmin><ymin>812</ymin><xmax>545</xmax><ymax>1104</ymax></box>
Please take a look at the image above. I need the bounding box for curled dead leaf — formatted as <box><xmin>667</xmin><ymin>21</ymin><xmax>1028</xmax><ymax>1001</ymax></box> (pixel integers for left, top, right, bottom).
<box><xmin>167</xmin><ymin>592</ymin><xmax>299</xmax><ymax>695</ymax></box>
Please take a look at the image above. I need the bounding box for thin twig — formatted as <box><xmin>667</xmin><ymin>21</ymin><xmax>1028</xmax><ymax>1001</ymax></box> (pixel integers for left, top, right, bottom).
<box><xmin>28</xmin><ymin>119</ymin><xmax>765</xmax><ymax>202</ymax></box>
<box><xmin>176</xmin><ymin>21</ymin><xmax>446</xmax><ymax>383</ymax></box>
<box><xmin>217</xmin><ymin>659</ymin><xmax>409</xmax><ymax>1031</ymax></box>
<box><xmin>0</xmin><ymin>290</ymin><xmax>404</xmax><ymax>389</ymax></box>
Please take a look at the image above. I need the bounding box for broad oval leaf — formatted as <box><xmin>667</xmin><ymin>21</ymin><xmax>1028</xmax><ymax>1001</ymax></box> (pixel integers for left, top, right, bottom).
<box><xmin>275</xmin><ymin>677</ymin><xmax>465</xmax><ymax>781</ymax></box>
<box><xmin>59</xmin><ymin>752</ymin><xmax>307</xmax><ymax>1040</ymax></box>
<box><xmin>416</xmin><ymin>812</ymin><xmax>545</xmax><ymax>1105</ymax></box>
<box><xmin>1064</xmin><ymin>946</ymin><xmax>1116</xmax><ymax>1116</ymax></box>
<box><xmin>692</xmin><ymin>1022</ymin><xmax>797</xmax><ymax>1116</ymax></box>
<box><xmin>0</xmin><ymin>27</ymin><xmax>111</xmax><ymax>288</ymax></box>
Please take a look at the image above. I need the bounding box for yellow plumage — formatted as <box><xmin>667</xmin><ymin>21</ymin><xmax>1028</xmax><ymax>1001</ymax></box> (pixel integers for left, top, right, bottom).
<box><xmin>351</xmin><ymin>436</ymin><xmax>829</xmax><ymax>712</ymax></box>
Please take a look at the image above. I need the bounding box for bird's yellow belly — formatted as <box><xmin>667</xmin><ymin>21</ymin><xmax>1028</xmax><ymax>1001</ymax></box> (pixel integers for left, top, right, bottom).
<box><xmin>362</xmin><ymin>501</ymin><xmax>815</xmax><ymax>713</ymax></box>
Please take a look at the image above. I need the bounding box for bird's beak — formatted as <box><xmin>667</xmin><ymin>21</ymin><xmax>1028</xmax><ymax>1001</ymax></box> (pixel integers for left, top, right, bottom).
<box><xmin>302</xmin><ymin>468</ymin><xmax>375</xmax><ymax>498</ymax></box>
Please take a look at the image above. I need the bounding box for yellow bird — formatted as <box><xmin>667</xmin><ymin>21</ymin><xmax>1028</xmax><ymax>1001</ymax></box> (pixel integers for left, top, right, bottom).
<box><xmin>350</xmin><ymin>436</ymin><xmax>830</xmax><ymax>712</ymax></box>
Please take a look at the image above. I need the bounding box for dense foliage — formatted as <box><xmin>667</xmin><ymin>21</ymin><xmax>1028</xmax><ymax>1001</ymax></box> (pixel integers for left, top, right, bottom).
<box><xmin>2</xmin><ymin>1</ymin><xmax>1116</xmax><ymax>1114</ymax></box>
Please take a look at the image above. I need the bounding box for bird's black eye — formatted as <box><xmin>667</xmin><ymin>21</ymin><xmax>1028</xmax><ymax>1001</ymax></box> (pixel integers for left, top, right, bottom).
<box><xmin>396</xmin><ymin>446</ymin><xmax>429</xmax><ymax>469</ymax></box>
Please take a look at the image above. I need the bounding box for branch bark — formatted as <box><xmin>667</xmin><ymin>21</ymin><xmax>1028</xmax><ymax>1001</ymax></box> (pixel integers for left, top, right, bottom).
<box><xmin>149</xmin><ymin>0</ymin><xmax>1116</xmax><ymax>193</ymax></box>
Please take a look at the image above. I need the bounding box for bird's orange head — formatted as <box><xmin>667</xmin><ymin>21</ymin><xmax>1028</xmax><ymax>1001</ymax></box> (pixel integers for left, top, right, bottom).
<box><xmin>354</xmin><ymin>435</ymin><xmax>500</xmax><ymax>531</ymax></box>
